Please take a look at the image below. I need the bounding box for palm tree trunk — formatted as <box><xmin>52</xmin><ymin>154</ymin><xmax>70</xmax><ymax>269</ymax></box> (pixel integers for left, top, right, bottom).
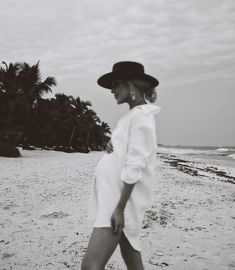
<box><xmin>8</xmin><ymin>100</ymin><xmax>13</xmax><ymax>123</ymax></box>
<box><xmin>86</xmin><ymin>131</ymin><xmax>90</xmax><ymax>147</ymax></box>
<box><xmin>69</xmin><ymin>125</ymin><xmax>76</xmax><ymax>147</ymax></box>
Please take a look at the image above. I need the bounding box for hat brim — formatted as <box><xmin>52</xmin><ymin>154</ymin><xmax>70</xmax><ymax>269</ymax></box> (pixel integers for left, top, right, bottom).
<box><xmin>97</xmin><ymin>72</ymin><xmax>159</xmax><ymax>89</ymax></box>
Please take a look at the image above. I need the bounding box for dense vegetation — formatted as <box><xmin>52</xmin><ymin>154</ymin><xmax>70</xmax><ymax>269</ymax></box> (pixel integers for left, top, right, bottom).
<box><xmin>0</xmin><ymin>61</ymin><xmax>111</xmax><ymax>154</ymax></box>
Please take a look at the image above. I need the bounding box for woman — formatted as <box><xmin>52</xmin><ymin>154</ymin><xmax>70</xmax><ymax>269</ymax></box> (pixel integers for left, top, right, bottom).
<box><xmin>81</xmin><ymin>61</ymin><xmax>161</xmax><ymax>270</ymax></box>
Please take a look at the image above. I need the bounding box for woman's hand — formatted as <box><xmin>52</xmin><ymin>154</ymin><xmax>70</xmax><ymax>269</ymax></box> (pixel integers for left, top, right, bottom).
<box><xmin>111</xmin><ymin>207</ymin><xmax>124</xmax><ymax>234</ymax></box>
<box><xmin>105</xmin><ymin>139</ymin><xmax>113</xmax><ymax>154</ymax></box>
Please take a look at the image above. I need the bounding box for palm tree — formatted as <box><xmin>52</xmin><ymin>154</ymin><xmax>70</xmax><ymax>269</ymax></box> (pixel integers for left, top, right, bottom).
<box><xmin>48</xmin><ymin>94</ymin><xmax>72</xmax><ymax>146</ymax></box>
<box><xmin>81</xmin><ymin>109</ymin><xmax>101</xmax><ymax>147</ymax></box>
<box><xmin>32</xmin><ymin>98</ymin><xmax>55</xmax><ymax>147</ymax></box>
<box><xmin>0</xmin><ymin>61</ymin><xmax>22</xmax><ymax>123</ymax></box>
<box><xmin>18</xmin><ymin>62</ymin><xmax>56</xmax><ymax>145</ymax></box>
<box><xmin>19</xmin><ymin>61</ymin><xmax>56</xmax><ymax>110</ymax></box>
<box><xmin>0</xmin><ymin>62</ymin><xmax>24</xmax><ymax>144</ymax></box>
<box><xmin>0</xmin><ymin>61</ymin><xmax>56</xmax><ymax>120</ymax></box>
<box><xmin>0</xmin><ymin>61</ymin><xmax>110</xmax><ymax>151</ymax></box>
<box><xmin>101</xmin><ymin>121</ymin><xmax>111</xmax><ymax>135</ymax></box>
<box><xmin>67</xmin><ymin>96</ymin><xmax>92</xmax><ymax>147</ymax></box>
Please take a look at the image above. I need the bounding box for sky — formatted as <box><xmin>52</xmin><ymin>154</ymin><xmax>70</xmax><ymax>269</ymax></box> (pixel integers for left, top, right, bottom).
<box><xmin>0</xmin><ymin>0</ymin><xmax>234</xmax><ymax>146</ymax></box>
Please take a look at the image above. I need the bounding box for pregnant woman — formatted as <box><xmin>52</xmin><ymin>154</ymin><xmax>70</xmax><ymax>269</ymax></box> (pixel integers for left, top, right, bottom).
<box><xmin>81</xmin><ymin>61</ymin><xmax>161</xmax><ymax>270</ymax></box>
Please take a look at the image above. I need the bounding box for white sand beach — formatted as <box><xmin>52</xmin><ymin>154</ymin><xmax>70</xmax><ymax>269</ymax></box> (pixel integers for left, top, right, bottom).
<box><xmin>0</xmin><ymin>148</ymin><xmax>235</xmax><ymax>269</ymax></box>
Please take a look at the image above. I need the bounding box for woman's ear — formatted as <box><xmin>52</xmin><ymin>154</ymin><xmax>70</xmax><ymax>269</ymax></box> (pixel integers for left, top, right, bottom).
<box><xmin>127</xmin><ymin>81</ymin><xmax>136</xmax><ymax>92</ymax></box>
<box><xmin>126</xmin><ymin>81</ymin><xmax>137</xmax><ymax>101</ymax></box>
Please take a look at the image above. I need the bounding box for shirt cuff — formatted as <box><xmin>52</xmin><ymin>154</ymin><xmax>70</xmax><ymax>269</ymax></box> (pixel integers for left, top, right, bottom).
<box><xmin>120</xmin><ymin>165</ymin><xmax>142</xmax><ymax>184</ymax></box>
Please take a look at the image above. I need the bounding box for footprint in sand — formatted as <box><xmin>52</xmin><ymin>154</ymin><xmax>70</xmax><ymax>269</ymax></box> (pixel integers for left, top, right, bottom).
<box><xmin>3</xmin><ymin>203</ymin><xmax>19</xmax><ymax>210</ymax></box>
<box><xmin>2</xmin><ymin>253</ymin><xmax>15</xmax><ymax>259</ymax></box>
<box><xmin>40</xmin><ymin>211</ymin><xmax>69</xmax><ymax>219</ymax></box>
<box><xmin>149</xmin><ymin>257</ymin><xmax>169</xmax><ymax>267</ymax></box>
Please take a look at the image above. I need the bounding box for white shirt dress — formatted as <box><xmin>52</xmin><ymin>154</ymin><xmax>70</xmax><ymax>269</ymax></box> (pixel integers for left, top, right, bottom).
<box><xmin>88</xmin><ymin>104</ymin><xmax>161</xmax><ymax>251</ymax></box>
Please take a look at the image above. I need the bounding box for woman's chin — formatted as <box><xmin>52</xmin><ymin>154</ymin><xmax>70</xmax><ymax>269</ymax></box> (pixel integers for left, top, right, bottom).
<box><xmin>115</xmin><ymin>98</ymin><xmax>125</xmax><ymax>105</ymax></box>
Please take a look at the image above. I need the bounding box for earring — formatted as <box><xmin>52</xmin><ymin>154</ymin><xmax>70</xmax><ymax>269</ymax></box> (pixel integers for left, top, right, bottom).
<box><xmin>131</xmin><ymin>93</ymin><xmax>136</xmax><ymax>101</ymax></box>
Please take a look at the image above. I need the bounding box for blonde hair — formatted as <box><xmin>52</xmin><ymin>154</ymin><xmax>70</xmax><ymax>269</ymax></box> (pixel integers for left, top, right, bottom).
<box><xmin>131</xmin><ymin>78</ymin><xmax>157</xmax><ymax>103</ymax></box>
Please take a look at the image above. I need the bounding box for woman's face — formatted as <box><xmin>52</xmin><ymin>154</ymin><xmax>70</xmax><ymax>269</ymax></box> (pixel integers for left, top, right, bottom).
<box><xmin>111</xmin><ymin>79</ymin><xmax>130</xmax><ymax>104</ymax></box>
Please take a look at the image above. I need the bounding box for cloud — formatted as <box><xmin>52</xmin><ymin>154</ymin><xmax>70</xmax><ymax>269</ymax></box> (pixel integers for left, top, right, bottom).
<box><xmin>0</xmin><ymin>0</ymin><xmax>234</xmax><ymax>145</ymax></box>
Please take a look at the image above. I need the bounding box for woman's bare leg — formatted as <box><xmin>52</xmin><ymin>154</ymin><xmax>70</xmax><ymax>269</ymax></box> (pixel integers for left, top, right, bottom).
<box><xmin>81</xmin><ymin>227</ymin><xmax>122</xmax><ymax>270</ymax></box>
<box><xmin>119</xmin><ymin>232</ymin><xmax>144</xmax><ymax>270</ymax></box>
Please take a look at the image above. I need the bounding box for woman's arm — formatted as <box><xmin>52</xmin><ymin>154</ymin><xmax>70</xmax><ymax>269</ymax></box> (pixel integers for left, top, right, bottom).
<box><xmin>111</xmin><ymin>182</ymin><xmax>135</xmax><ymax>234</ymax></box>
<box><xmin>111</xmin><ymin>111</ymin><xmax>156</xmax><ymax>234</ymax></box>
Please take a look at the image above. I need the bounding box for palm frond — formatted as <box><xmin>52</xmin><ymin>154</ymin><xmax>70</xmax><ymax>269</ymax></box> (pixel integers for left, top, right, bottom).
<box><xmin>43</xmin><ymin>76</ymin><xmax>57</xmax><ymax>87</ymax></box>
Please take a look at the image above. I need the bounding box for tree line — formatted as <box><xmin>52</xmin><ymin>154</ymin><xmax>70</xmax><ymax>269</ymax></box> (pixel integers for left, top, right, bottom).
<box><xmin>0</xmin><ymin>61</ymin><xmax>111</xmax><ymax>153</ymax></box>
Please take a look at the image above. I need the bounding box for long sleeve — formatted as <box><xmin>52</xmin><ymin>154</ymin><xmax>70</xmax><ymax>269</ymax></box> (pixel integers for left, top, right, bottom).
<box><xmin>120</xmin><ymin>110</ymin><xmax>157</xmax><ymax>184</ymax></box>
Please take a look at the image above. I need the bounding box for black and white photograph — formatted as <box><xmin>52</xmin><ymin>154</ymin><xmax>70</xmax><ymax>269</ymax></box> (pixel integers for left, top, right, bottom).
<box><xmin>0</xmin><ymin>0</ymin><xmax>235</xmax><ymax>269</ymax></box>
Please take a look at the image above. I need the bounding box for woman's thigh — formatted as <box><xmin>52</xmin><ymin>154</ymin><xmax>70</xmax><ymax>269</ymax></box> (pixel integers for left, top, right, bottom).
<box><xmin>81</xmin><ymin>227</ymin><xmax>122</xmax><ymax>269</ymax></box>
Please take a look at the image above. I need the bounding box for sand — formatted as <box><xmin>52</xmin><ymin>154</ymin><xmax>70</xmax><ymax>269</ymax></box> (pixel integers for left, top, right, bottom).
<box><xmin>0</xmin><ymin>148</ymin><xmax>235</xmax><ymax>269</ymax></box>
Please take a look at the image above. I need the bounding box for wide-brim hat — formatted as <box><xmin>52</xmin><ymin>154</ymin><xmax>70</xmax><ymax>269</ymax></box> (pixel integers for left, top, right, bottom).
<box><xmin>97</xmin><ymin>61</ymin><xmax>159</xmax><ymax>89</ymax></box>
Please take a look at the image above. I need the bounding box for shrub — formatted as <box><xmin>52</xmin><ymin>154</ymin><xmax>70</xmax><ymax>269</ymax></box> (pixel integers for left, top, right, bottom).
<box><xmin>54</xmin><ymin>146</ymin><xmax>74</xmax><ymax>153</ymax></box>
<box><xmin>22</xmin><ymin>144</ymin><xmax>36</xmax><ymax>150</ymax></box>
<box><xmin>73</xmin><ymin>145</ymin><xmax>90</xmax><ymax>153</ymax></box>
<box><xmin>0</xmin><ymin>142</ymin><xmax>21</xmax><ymax>157</ymax></box>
